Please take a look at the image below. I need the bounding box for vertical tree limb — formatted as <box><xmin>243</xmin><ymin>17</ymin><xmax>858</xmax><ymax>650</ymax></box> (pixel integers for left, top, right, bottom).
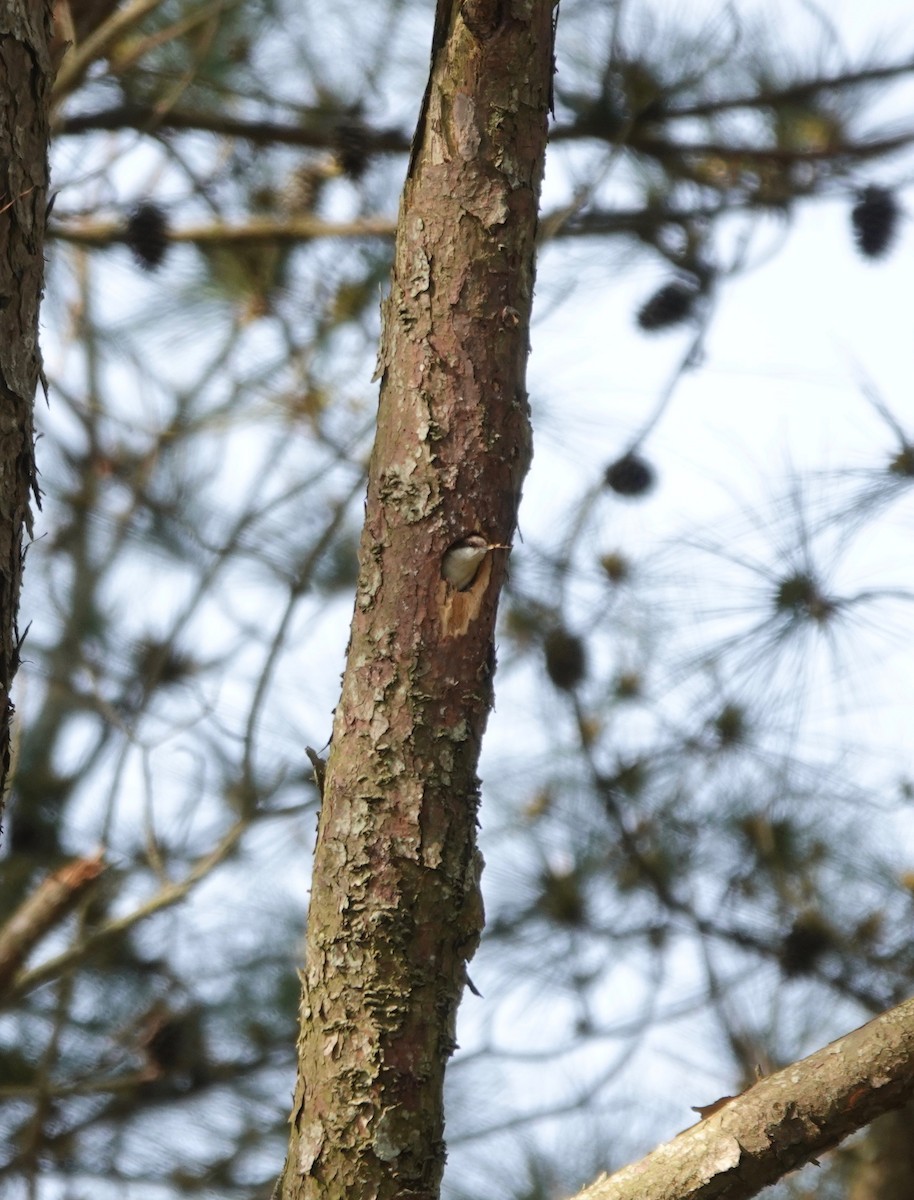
<box><xmin>0</xmin><ymin>5</ymin><xmax>51</xmax><ymax>821</ymax></box>
<box><xmin>282</xmin><ymin>3</ymin><xmax>556</xmax><ymax>1197</ymax></box>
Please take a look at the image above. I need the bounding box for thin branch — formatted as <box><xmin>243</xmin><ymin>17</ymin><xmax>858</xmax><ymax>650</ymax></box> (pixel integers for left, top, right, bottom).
<box><xmin>53</xmin><ymin>0</ymin><xmax>173</xmax><ymax>101</ymax></box>
<box><xmin>663</xmin><ymin>56</ymin><xmax>914</xmax><ymax>119</ymax></box>
<box><xmin>38</xmin><ymin>204</ymin><xmax>773</xmax><ymax>257</ymax></box>
<box><xmin>8</xmin><ymin>820</ymin><xmax>245</xmax><ymax>1000</ymax></box>
<box><xmin>49</xmin><ymin>214</ymin><xmax>398</xmax><ymax>248</ymax></box>
<box><xmin>53</xmin><ymin>62</ymin><xmax>914</xmax><ymax>156</ymax></box>
<box><xmin>0</xmin><ymin>852</ymin><xmax>106</xmax><ymax>991</ymax></box>
<box><xmin>54</xmin><ymin>103</ymin><xmax>410</xmax><ymax>152</ymax></box>
<box><xmin>239</xmin><ymin>474</ymin><xmax>365</xmax><ymax>802</ymax></box>
<box><xmin>630</xmin><ymin>127</ymin><xmax>914</xmax><ymax>164</ymax></box>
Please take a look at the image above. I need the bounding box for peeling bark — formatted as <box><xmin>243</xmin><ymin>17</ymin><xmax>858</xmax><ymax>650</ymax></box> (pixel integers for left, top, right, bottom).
<box><xmin>281</xmin><ymin>2</ymin><xmax>556</xmax><ymax>1198</ymax></box>
<box><xmin>0</xmin><ymin>5</ymin><xmax>51</xmax><ymax>822</ymax></box>
<box><xmin>575</xmin><ymin>993</ymin><xmax>914</xmax><ymax>1200</ymax></box>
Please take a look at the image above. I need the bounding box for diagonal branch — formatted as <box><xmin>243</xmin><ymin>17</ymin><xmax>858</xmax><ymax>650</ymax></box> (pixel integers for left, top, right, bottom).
<box><xmin>575</xmin><ymin>993</ymin><xmax>914</xmax><ymax>1200</ymax></box>
<box><xmin>52</xmin><ymin>0</ymin><xmax>172</xmax><ymax>100</ymax></box>
<box><xmin>0</xmin><ymin>852</ymin><xmax>106</xmax><ymax>990</ymax></box>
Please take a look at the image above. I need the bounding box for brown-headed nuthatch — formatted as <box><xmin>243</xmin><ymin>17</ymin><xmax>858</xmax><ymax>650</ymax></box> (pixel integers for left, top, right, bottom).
<box><xmin>441</xmin><ymin>535</ymin><xmax>509</xmax><ymax>591</ymax></box>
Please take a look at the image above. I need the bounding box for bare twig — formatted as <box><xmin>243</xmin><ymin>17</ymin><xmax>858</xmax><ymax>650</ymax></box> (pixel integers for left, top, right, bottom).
<box><xmin>8</xmin><ymin>822</ymin><xmax>245</xmax><ymax>1000</ymax></box>
<box><xmin>0</xmin><ymin>851</ymin><xmax>106</xmax><ymax>992</ymax></box>
<box><xmin>49</xmin><ymin>214</ymin><xmax>398</xmax><ymax>248</ymax></box>
<box><xmin>53</xmin><ymin>0</ymin><xmax>172</xmax><ymax>100</ymax></box>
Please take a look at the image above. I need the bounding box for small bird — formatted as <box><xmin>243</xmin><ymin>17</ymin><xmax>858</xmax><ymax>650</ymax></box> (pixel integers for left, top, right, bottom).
<box><xmin>441</xmin><ymin>535</ymin><xmax>509</xmax><ymax>591</ymax></box>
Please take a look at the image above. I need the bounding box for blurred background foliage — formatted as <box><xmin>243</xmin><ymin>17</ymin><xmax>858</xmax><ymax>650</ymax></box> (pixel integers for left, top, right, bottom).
<box><xmin>3</xmin><ymin>0</ymin><xmax>914</xmax><ymax>1196</ymax></box>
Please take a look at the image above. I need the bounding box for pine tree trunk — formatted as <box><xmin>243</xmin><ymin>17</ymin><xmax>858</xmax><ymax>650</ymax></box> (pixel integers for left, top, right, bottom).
<box><xmin>0</xmin><ymin>6</ymin><xmax>52</xmax><ymax>819</ymax></box>
<box><xmin>281</xmin><ymin>3</ymin><xmax>556</xmax><ymax>1197</ymax></box>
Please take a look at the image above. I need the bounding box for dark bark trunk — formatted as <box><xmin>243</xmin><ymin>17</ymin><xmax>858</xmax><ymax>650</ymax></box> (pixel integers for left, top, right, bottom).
<box><xmin>0</xmin><ymin>5</ymin><xmax>51</xmax><ymax>823</ymax></box>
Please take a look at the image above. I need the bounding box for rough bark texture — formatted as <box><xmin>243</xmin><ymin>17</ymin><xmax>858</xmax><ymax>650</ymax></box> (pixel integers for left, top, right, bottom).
<box><xmin>0</xmin><ymin>5</ymin><xmax>51</xmax><ymax>823</ymax></box>
<box><xmin>574</xmin><ymin>992</ymin><xmax>914</xmax><ymax>1200</ymax></box>
<box><xmin>281</xmin><ymin>2</ymin><xmax>555</xmax><ymax>1197</ymax></box>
